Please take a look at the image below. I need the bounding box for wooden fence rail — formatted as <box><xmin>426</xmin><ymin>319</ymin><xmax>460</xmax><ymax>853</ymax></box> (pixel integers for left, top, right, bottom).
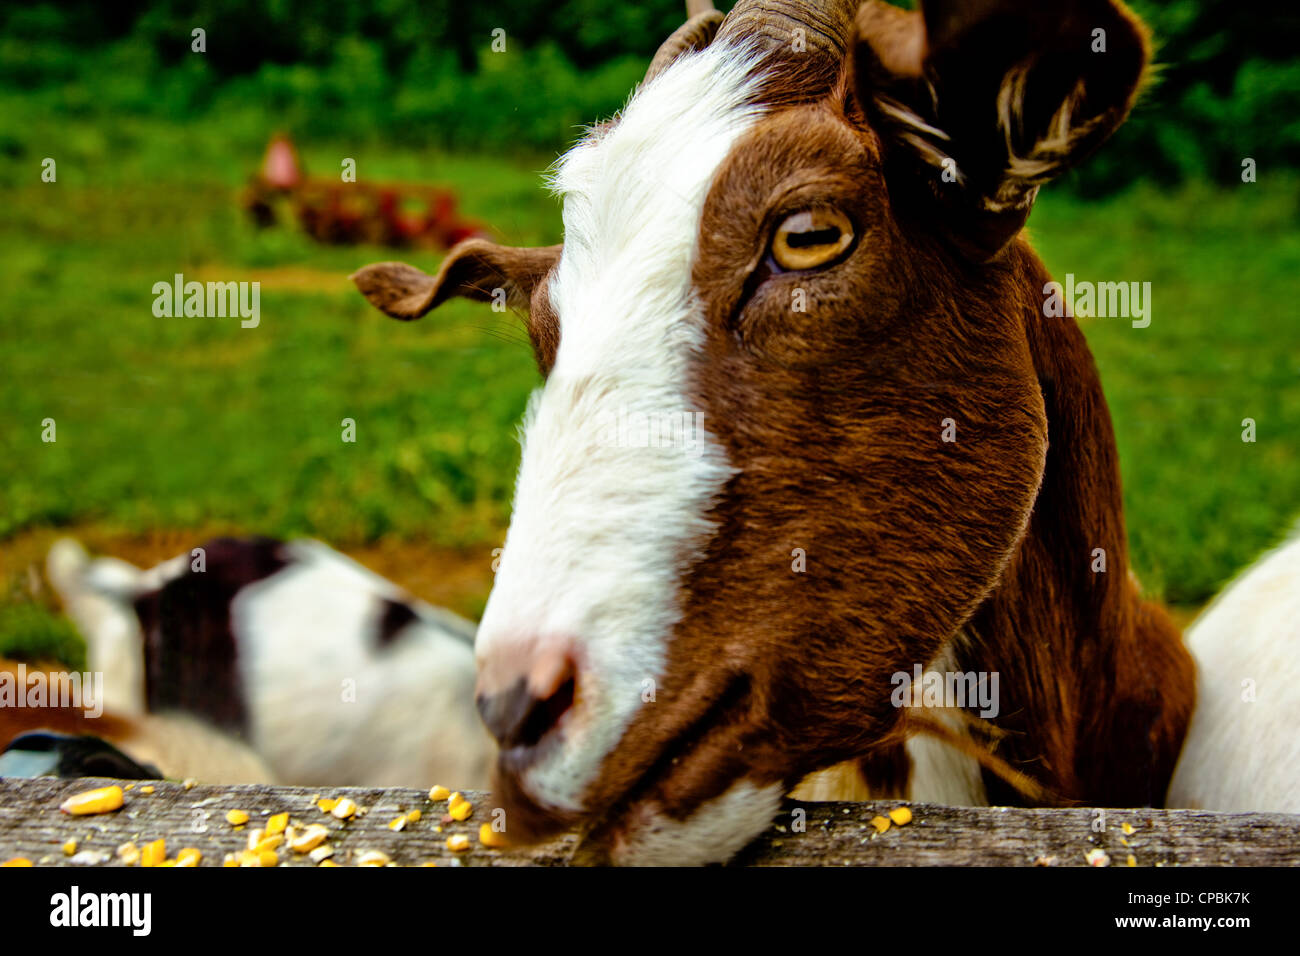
<box><xmin>2</xmin><ymin>777</ymin><xmax>1297</xmax><ymax>866</ymax></box>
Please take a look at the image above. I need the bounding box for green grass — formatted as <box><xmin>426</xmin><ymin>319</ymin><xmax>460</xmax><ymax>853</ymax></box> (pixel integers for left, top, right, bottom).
<box><xmin>0</xmin><ymin>107</ymin><xmax>1297</xmax><ymax>630</ymax></box>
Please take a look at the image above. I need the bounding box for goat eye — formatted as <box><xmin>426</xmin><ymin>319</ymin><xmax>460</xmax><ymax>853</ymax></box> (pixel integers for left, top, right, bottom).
<box><xmin>770</xmin><ymin>207</ymin><xmax>854</xmax><ymax>271</ymax></box>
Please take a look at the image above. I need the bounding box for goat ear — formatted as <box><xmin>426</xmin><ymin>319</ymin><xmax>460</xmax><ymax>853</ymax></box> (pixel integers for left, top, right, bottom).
<box><xmin>351</xmin><ymin>239</ymin><xmax>562</xmax><ymax>320</ymax></box>
<box><xmin>853</xmin><ymin>0</ymin><xmax>1150</xmax><ymax>260</ymax></box>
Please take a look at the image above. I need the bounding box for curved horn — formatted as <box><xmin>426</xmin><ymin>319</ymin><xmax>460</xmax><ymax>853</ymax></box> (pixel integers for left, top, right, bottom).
<box><xmin>713</xmin><ymin>0</ymin><xmax>860</xmax><ymax>105</ymax></box>
<box><xmin>645</xmin><ymin>2</ymin><xmax>724</xmax><ymax>85</ymax></box>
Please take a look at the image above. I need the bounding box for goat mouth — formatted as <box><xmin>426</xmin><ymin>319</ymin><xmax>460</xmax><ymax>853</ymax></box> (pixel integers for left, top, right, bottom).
<box><xmin>571</xmin><ymin>672</ymin><xmax>756</xmax><ymax>858</ymax></box>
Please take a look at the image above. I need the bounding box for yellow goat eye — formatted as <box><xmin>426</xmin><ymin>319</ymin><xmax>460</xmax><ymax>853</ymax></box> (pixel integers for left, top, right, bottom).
<box><xmin>771</xmin><ymin>207</ymin><xmax>854</xmax><ymax>271</ymax></box>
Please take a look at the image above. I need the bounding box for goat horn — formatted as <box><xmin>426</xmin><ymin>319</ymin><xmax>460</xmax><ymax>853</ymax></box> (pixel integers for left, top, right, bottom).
<box><xmin>645</xmin><ymin>3</ymin><xmax>726</xmax><ymax>85</ymax></box>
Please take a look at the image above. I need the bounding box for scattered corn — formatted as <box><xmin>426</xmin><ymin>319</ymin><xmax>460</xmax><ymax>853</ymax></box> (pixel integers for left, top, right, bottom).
<box><xmin>60</xmin><ymin>784</ymin><xmax>124</xmax><ymax>816</ymax></box>
<box><xmin>429</xmin><ymin>785</ymin><xmax>450</xmax><ymax>801</ymax></box>
<box><xmin>140</xmin><ymin>785</ymin><xmax>155</xmax><ymax>795</ymax></box>
<box><xmin>1126</xmin><ymin>854</ymin><xmax>1137</xmax><ymax>867</ymax></box>
<box><xmin>479</xmin><ymin>823</ymin><xmax>509</xmax><ymax>848</ymax></box>
<box><xmin>141</xmin><ymin>839</ymin><xmax>166</xmax><ymax>868</ymax></box>
<box><xmin>290</xmin><ymin>824</ymin><xmax>330</xmax><ymax>853</ymax></box>
<box><xmin>182</xmin><ymin>778</ymin><xmax>196</xmax><ymax>790</ymax></box>
<box><xmin>1122</xmin><ymin>822</ymin><xmax>1135</xmax><ymax>835</ymax></box>
<box><xmin>330</xmin><ymin>797</ymin><xmax>358</xmax><ymax>820</ymax></box>
<box><xmin>309</xmin><ymin>845</ymin><xmax>334</xmax><ymax>864</ymax></box>
<box><xmin>318</xmin><ymin>797</ymin><xmax>338</xmax><ymax>813</ymax></box>
<box><xmin>357</xmin><ymin>850</ymin><xmax>391</xmax><ymax>867</ymax></box>
<box><xmin>251</xmin><ymin>833</ymin><xmax>284</xmax><ymax>854</ymax></box>
<box><xmin>420</xmin><ymin>861</ymin><xmax>438</xmax><ymax>868</ymax></box>
<box><xmin>407</xmin><ymin>809</ymin><xmax>422</xmax><ymax>824</ymax></box>
<box><xmin>446</xmin><ymin>834</ymin><xmax>471</xmax><ymax>853</ymax></box>
<box><xmin>62</xmin><ymin>839</ymin><xmax>77</xmax><ymax>857</ymax></box>
<box><xmin>1085</xmin><ymin>848</ymin><xmax>1111</xmax><ymax>867</ymax></box>
<box><xmin>116</xmin><ymin>842</ymin><xmax>140</xmax><ymax>865</ymax></box>
<box><xmin>266</xmin><ymin>812</ymin><xmax>289</xmax><ymax>836</ymax></box>
<box><xmin>225</xmin><ymin>809</ymin><xmax>250</xmax><ymax>826</ymax></box>
<box><xmin>222</xmin><ymin>854</ymin><xmax>239</xmax><ymax>867</ymax></box>
<box><xmin>260</xmin><ymin>849</ymin><xmax>280</xmax><ymax>867</ymax></box>
<box><xmin>869</xmin><ymin>815</ymin><xmax>891</xmax><ymax>834</ymax></box>
<box><xmin>1</xmin><ymin>858</ymin><xmax>32</xmax><ymax>867</ymax></box>
<box><xmin>177</xmin><ymin>848</ymin><xmax>202</xmax><ymax>868</ymax></box>
<box><xmin>888</xmin><ymin>806</ymin><xmax>913</xmax><ymax>826</ymax></box>
<box><xmin>318</xmin><ymin>860</ymin><xmax>340</xmax><ymax>867</ymax></box>
<box><xmin>388</xmin><ymin>816</ymin><xmax>407</xmax><ymax>832</ymax></box>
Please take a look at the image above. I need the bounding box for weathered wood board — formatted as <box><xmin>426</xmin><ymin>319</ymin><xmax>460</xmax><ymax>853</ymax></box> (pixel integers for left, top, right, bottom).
<box><xmin>2</xmin><ymin>777</ymin><xmax>1297</xmax><ymax>866</ymax></box>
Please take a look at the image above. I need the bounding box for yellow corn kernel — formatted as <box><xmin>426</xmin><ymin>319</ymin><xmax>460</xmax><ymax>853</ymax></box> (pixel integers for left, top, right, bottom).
<box><xmin>330</xmin><ymin>797</ymin><xmax>358</xmax><ymax>820</ymax></box>
<box><xmin>124</xmin><ymin>783</ymin><xmax>134</xmax><ymax>791</ymax></box>
<box><xmin>141</xmin><ymin>838</ymin><xmax>166</xmax><ymax>867</ymax></box>
<box><xmin>388</xmin><ymin>816</ymin><xmax>407</xmax><ymax>832</ymax></box>
<box><xmin>420</xmin><ymin>861</ymin><xmax>438</xmax><ymax>868</ymax></box>
<box><xmin>357</xmin><ymin>850</ymin><xmax>391</xmax><ymax>867</ymax></box>
<box><xmin>446</xmin><ymin>834</ymin><xmax>471</xmax><ymax>853</ymax></box>
<box><xmin>1122</xmin><ymin>822</ymin><xmax>1135</xmax><ymax>835</ymax></box>
<box><xmin>252</xmin><ymin>833</ymin><xmax>283</xmax><ymax>854</ymax></box>
<box><xmin>290</xmin><ymin>824</ymin><xmax>330</xmax><ymax>853</ymax></box>
<box><xmin>182</xmin><ymin>778</ymin><xmax>196</xmax><ymax>790</ymax></box>
<box><xmin>258</xmin><ymin>849</ymin><xmax>279</xmax><ymax>867</ymax></box>
<box><xmin>116</xmin><ymin>842</ymin><xmax>140</xmax><ymax>865</ymax></box>
<box><xmin>449</xmin><ymin>799</ymin><xmax>473</xmax><ymax>822</ymax></box>
<box><xmin>1126</xmin><ymin>854</ymin><xmax>1137</xmax><ymax>867</ymax></box>
<box><xmin>158</xmin><ymin>860</ymin><xmax>177</xmax><ymax>868</ymax></box>
<box><xmin>62</xmin><ymin>839</ymin><xmax>77</xmax><ymax>856</ymax></box>
<box><xmin>222</xmin><ymin>854</ymin><xmax>239</xmax><ymax>867</ymax></box>
<box><xmin>433</xmin><ymin>825</ymin><xmax>443</xmax><ymax>833</ymax></box>
<box><xmin>225</xmin><ymin>809</ymin><xmax>250</xmax><ymax>826</ymax></box>
<box><xmin>317</xmin><ymin>797</ymin><xmax>338</xmax><ymax>813</ymax></box>
<box><xmin>176</xmin><ymin>848</ymin><xmax>201</xmax><ymax>867</ymax></box>
<box><xmin>869</xmin><ymin>815</ymin><xmax>891</xmax><ymax>834</ymax></box>
<box><xmin>265</xmin><ymin>812</ymin><xmax>289</xmax><ymax>836</ymax></box>
<box><xmin>318</xmin><ymin>860</ymin><xmax>340</xmax><ymax>867</ymax></box>
<box><xmin>479</xmin><ymin>823</ymin><xmax>509</xmax><ymax>848</ymax></box>
<box><xmin>888</xmin><ymin>806</ymin><xmax>913</xmax><ymax>826</ymax></box>
<box><xmin>429</xmin><ymin>785</ymin><xmax>450</xmax><ymax>801</ymax></box>
<box><xmin>60</xmin><ymin>785</ymin><xmax>124</xmax><ymax>816</ymax></box>
<box><xmin>237</xmin><ymin>850</ymin><xmax>261</xmax><ymax>867</ymax></box>
<box><xmin>406</xmin><ymin>809</ymin><xmax>422</xmax><ymax>824</ymax></box>
<box><xmin>140</xmin><ymin>785</ymin><xmax>155</xmax><ymax>795</ymax></box>
<box><xmin>1</xmin><ymin>858</ymin><xmax>32</xmax><ymax>867</ymax></box>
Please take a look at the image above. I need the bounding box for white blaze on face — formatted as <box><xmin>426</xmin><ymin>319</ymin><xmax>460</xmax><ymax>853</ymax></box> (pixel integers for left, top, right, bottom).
<box><xmin>475</xmin><ymin>42</ymin><xmax>765</xmax><ymax>812</ymax></box>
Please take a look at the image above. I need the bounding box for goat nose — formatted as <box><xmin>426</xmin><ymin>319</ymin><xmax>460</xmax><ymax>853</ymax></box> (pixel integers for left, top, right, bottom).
<box><xmin>476</xmin><ymin>645</ymin><xmax>576</xmax><ymax>750</ymax></box>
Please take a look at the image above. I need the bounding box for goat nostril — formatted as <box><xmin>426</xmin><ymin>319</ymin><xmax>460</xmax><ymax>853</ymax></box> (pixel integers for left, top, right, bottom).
<box><xmin>477</xmin><ymin>672</ymin><xmax>576</xmax><ymax>751</ymax></box>
<box><xmin>518</xmin><ymin>675</ymin><xmax>575</xmax><ymax>749</ymax></box>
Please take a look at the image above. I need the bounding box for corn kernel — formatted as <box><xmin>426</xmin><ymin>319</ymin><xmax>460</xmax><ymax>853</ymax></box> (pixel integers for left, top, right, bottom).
<box><xmin>420</xmin><ymin>861</ymin><xmax>438</xmax><ymax>867</ymax></box>
<box><xmin>141</xmin><ymin>838</ymin><xmax>166</xmax><ymax>867</ymax></box>
<box><xmin>177</xmin><ymin>848</ymin><xmax>201</xmax><ymax>867</ymax></box>
<box><xmin>318</xmin><ymin>860</ymin><xmax>340</xmax><ymax>867</ymax></box>
<box><xmin>140</xmin><ymin>785</ymin><xmax>155</xmax><ymax>795</ymax></box>
<box><xmin>388</xmin><ymin>816</ymin><xmax>407</xmax><ymax>832</ymax></box>
<box><xmin>225</xmin><ymin>809</ymin><xmax>250</xmax><ymax>826</ymax></box>
<box><xmin>246</xmin><ymin>828</ymin><xmax>264</xmax><ymax>851</ymax></box>
<box><xmin>869</xmin><ymin>815</ymin><xmax>891</xmax><ymax>834</ymax></box>
<box><xmin>252</xmin><ymin>833</ymin><xmax>283</xmax><ymax>854</ymax></box>
<box><xmin>317</xmin><ymin>797</ymin><xmax>338</xmax><ymax>813</ymax></box>
<box><xmin>309</xmin><ymin>845</ymin><xmax>334</xmax><ymax>864</ymax></box>
<box><xmin>406</xmin><ymin>810</ymin><xmax>422</xmax><ymax>824</ymax></box>
<box><xmin>331</xmin><ymin>797</ymin><xmax>358</xmax><ymax>820</ymax></box>
<box><xmin>62</xmin><ymin>839</ymin><xmax>77</xmax><ymax>856</ymax></box>
<box><xmin>449</xmin><ymin>799</ymin><xmax>473</xmax><ymax>822</ymax></box>
<box><xmin>259</xmin><ymin>849</ymin><xmax>279</xmax><ymax>867</ymax></box>
<box><xmin>238</xmin><ymin>851</ymin><xmax>261</xmax><ymax>867</ymax></box>
<box><xmin>222</xmin><ymin>854</ymin><xmax>239</xmax><ymax>867</ymax></box>
<box><xmin>290</xmin><ymin>824</ymin><xmax>330</xmax><ymax>853</ymax></box>
<box><xmin>1126</xmin><ymin>854</ymin><xmax>1137</xmax><ymax>867</ymax></box>
<box><xmin>357</xmin><ymin>850</ymin><xmax>391</xmax><ymax>867</ymax></box>
<box><xmin>116</xmin><ymin>842</ymin><xmax>140</xmax><ymax>865</ymax></box>
<box><xmin>446</xmin><ymin>834</ymin><xmax>471</xmax><ymax>853</ymax></box>
<box><xmin>60</xmin><ymin>785</ymin><xmax>124</xmax><ymax>816</ymax></box>
<box><xmin>479</xmin><ymin>823</ymin><xmax>509</xmax><ymax>848</ymax></box>
<box><xmin>888</xmin><ymin>806</ymin><xmax>913</xmax><ymax>826</ymax></box>
<box><xmin>1</xmin><ymin>858</ymin><xmax>32</xmax><ymax>867</ymax></box>
<box><xmin>265</xmin><ymin>812</ymin><xmax>289</xmax><ymax>836</ymax></box>
<box><xmin>1122</xmin><ymin>822</ymin><xmax>1135</xmax><ymax>835</ymax></box>
<box><xmin>429</xmin><ymin>785</ymin><xmax>450</xmax><ymax>801</ymax></box>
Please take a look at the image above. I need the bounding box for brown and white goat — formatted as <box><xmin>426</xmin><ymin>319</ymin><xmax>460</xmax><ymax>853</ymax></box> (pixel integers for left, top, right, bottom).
<box><xmin>354</xmin><ymin>0</ymin><xmax>1297</xmax><ymax>863</ymax></box>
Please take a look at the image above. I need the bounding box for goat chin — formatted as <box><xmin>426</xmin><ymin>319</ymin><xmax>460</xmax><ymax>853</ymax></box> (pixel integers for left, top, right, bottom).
<box><xmin>1168</xmin><ymin>531</ymin><xmax>1300</xmax><ymax>813</ymax></box>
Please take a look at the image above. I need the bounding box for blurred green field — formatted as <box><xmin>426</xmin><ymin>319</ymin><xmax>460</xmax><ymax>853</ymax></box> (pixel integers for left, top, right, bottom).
<box><xmin>0</xmin><ymin>105</ymin><xmax>1297</xmax><ymax>657</ymax></box>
